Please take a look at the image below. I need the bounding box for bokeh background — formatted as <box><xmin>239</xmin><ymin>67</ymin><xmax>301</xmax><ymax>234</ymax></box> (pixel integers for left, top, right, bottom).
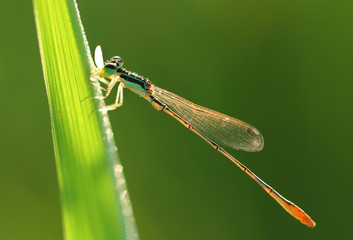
<box><xmin>1</xmin><ymin>0</ymin><xmax>352</xmax><ymax>239</ymax></box>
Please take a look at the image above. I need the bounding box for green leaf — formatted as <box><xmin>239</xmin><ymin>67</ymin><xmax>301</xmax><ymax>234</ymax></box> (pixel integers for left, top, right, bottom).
<box><xmin>33</xmin><ymin>0</ymin><xmax>138</xmax><ymax>239</ymax></box>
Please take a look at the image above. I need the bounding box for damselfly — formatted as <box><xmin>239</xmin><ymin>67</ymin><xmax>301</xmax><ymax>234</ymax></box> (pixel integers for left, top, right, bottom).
<box><xmin>91</xmin><ymin>46</ymin><xmax>315</xmax><ymax>227</ymax></box>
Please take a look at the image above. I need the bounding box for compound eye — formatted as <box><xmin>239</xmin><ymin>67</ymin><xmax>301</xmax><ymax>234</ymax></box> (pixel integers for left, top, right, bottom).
<box><xmin>104</xmin><ymin>63</ymin><xmax>117</xmax><ymax>75</ymax></box>
<box><xmin>111</xmin><ymin>56</ymin><xmax>124</xmax><ymax>68</ymax></box>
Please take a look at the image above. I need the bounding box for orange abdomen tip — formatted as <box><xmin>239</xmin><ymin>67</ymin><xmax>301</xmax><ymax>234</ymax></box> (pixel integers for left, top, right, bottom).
<box><xmin>287</xmin><ymin>202</ymin><xmax>316</xmax><ymax>227</ymax></box>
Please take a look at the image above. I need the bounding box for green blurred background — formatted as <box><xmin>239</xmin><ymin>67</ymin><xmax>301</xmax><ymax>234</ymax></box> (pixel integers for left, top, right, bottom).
<box><xmin>1</xmin><ymin>0</ymin><xmax>352</xmax><ymax>239</ymax></box>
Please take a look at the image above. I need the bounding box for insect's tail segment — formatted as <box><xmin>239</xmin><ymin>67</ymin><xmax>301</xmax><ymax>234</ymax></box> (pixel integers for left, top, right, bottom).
<box><xmin>221</xmin><ymin>149</ymin><xmax>316</xmax><ymax>228</ymax></box>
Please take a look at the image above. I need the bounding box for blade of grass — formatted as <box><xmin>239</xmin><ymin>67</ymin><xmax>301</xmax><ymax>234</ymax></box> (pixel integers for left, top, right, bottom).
<box><xmin>33</xmin><ymin>0</ymin><xmax>138</xmax><ymax>239</ymax></box>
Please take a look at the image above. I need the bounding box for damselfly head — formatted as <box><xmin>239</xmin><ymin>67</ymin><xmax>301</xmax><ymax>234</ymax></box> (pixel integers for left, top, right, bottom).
<box><xmin>104</xmin><ymin>56</ymin><xmax>124</xmax><ymax>76</ymax></box>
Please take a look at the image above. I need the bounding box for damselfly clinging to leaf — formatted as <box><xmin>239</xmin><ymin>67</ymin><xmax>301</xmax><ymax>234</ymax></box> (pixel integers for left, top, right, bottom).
<box><xmin>90</xmin><ymin>45</ymin><xmax>315</xmax><ymax>227</ymax></box>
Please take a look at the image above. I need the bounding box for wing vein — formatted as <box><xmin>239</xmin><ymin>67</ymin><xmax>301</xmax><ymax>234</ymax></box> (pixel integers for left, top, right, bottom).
<box><xmin>151</xmin><ymin>85</ymin><xmax>264</xmax><ymax>152</ymax></box>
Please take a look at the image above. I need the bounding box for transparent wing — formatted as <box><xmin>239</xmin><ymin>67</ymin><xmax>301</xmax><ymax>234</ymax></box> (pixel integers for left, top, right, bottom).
<box><xmin>151</xmin><ymin>85</ymin><xmax>264</xmax><ymax>152</ymax></box>
<box><xmin>94</xmin><ymin>45</ymin><xmax>104</xmax><ymax>68</ymax></box>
